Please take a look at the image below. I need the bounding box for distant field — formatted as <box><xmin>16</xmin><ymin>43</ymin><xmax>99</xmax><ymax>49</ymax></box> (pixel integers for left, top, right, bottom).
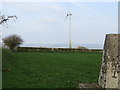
<box><xmin>2</xmin><ymin>49</ymin><xmax>102</xmax><ymax>88</ymax></box>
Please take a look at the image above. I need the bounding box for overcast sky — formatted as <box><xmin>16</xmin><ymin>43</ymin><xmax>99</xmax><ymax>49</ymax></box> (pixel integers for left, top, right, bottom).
<box><xmin>1</xmin><ymin>1</ymin><xmax>118</xmax><ymax>48</ymax></box>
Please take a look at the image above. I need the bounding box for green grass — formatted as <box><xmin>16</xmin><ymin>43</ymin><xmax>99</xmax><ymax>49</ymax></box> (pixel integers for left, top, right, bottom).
<box><xmin>2</xmin><ymin>49</ymin><xmax>102</xmax><ymax>88</ymax></box>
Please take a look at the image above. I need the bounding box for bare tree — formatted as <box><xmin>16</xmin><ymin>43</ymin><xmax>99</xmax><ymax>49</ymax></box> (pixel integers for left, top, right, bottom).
<box><xmin>0</xmin><ymin>14</ymin><xmax>17</xmax><ymax>48</ymax></box>
<box><xmin>3</xmin><ymin>34</ymin><xmax>23</xmax><ymax>51</ymax></box>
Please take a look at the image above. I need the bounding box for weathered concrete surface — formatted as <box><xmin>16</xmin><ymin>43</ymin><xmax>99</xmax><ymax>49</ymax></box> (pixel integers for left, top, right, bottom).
<box><xmin>118</xmin><ymin>34</ymin><xmax>120</xmax><ymax>89</ymax></box>
<box><xmin>98</xmin><ymin>34</ymin><xmax>120</xmax><ymax>88</ymax></box>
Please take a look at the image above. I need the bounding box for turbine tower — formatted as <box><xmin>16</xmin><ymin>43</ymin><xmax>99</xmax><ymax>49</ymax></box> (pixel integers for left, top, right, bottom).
<box><xmin>65</xmin><ymin>12</ymin><xmax>72</xmax><ymax>48</ymax></box>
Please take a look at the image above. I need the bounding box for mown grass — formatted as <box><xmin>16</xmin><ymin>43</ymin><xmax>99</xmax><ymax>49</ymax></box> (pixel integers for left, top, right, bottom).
<box><xmin>2</xmin><ymin>49</ymin><xmax>102</xmax><ymax>88</ymax></box>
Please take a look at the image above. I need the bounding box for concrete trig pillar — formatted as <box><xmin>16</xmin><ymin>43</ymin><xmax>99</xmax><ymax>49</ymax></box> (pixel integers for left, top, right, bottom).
<box><xmin>98</xmin><ymin>34</ymin><xmax>120</xmax><ymax>88</ymax></box>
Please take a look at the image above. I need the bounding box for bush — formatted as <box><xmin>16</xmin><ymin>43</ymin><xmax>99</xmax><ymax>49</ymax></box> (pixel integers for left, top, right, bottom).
<box><xmin>3</xmin><ymin>34</ymin><xmax>23</xmax><ymax>51</ymax></box>
<box><xmin>77</xmin><ymin>46</ymin><xmax>88</xmax><ymax>49</ymax></box>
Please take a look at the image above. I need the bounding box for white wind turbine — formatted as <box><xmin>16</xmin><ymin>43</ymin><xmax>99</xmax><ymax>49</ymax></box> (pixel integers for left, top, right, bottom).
<box><xmin>65</xmin><ymin>11</ymin><xmax>72</xmax><ymax>48</ymax></box>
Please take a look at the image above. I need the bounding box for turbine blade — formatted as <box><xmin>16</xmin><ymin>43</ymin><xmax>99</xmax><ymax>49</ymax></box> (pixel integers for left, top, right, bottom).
<box><xmin>64</xmin><ymin>15</ymin><xmax>68</xmax><ymax>22</ymax></box>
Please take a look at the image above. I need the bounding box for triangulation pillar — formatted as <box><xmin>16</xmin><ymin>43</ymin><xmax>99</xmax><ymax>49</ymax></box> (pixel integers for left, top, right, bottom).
<box><xmin>98</xmin><ymin>34</ymin><xmax>120</xmax><ymax>88</ymax></box>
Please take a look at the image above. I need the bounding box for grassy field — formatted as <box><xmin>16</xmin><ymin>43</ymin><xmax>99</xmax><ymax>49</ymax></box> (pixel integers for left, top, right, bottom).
<box><xmin>2</xmin><ymin>49</ymin><xmax>102</xmax><ymax>88</ymax></box>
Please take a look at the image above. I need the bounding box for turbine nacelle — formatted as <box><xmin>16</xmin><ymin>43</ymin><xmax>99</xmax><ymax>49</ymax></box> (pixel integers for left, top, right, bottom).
<box><xmin>67</xmin><ymin>13</ymin><xmax>72</xmax><ymax>17</ymax></box>
<box><xmin>64</xmin><ymin>12</ymin><xmax>72</xmax><ymax>21</ymax></box>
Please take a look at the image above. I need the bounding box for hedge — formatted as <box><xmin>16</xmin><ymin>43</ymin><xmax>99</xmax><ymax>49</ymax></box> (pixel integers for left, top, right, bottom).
<box><xmin>16</xmin><ymin>47</ymin><xmax>103</xmax><ymax>53</ymax></box>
